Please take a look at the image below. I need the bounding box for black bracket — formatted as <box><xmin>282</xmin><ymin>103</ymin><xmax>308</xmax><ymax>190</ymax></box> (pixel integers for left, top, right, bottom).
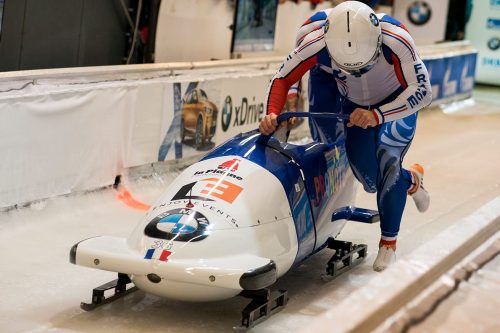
<box><xmin>80</xmin><ymin>273</ymin><xmax>138</xmax><ymax>311</ymax></box>
<box><xmin>235</xmin><ymin>288</ymin><xmax>288</xmax><ymax>330</ymax></box>
<box><xmin>325</xmin><ymin>238</ymin><xmax>367</xmax><ymax>278</ymax></box>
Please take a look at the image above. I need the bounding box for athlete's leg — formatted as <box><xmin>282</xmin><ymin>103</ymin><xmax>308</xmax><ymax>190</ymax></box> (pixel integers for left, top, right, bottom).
<box><xmin>372</xmin><ymin>113</ymin><xmax>417</xmax><ymax>271</ymax></box>
<box><xmin>375</xmin><ymin>113</ymin><xmax>417</xmax><ymax>239</ymax></box>
<box><xmin>343</xmin><ymin>98</ymin><xmax>379</xmax><ymax>193</ymax></box>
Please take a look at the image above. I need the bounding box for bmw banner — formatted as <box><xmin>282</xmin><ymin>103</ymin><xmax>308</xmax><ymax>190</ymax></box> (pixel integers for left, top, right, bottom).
<box><xmin>393</xmin><ymin>0</ymin><xmax>450</xmax><ymax>45</ymax></box>
<box><xmin>466</xmin><ymin>0</ymin><xmax>500</xmax><ymax>85</ymax></box>
<box><xmin>423</xmin><ymin>52</ymin><xmax>477</xmax><ymax>104</ymax></box>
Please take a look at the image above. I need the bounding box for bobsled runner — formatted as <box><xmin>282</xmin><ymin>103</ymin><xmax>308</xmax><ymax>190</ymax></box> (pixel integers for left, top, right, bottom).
<box><xmin>70</xmin><ymin>112</ymin><xmax>379</xmax><ymax>329</ymax></box>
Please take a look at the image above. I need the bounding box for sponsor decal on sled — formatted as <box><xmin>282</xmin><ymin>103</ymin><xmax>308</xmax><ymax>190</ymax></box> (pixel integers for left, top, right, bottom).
<box><xmin>172</xmin><ymin>178</ymin><xmax>243</xmax><ymax>204</ymax></box>
<box><xmin>193</xmin><ymin>158</ymin><xmax>244</xmax><ymax>180</ymax></box>
<box><xmin>193</xmin><ymin>168</ymin><xmax>243</xmax><ymax>181</ymax></box>
<box><xmin>200</xmin><ymin>177</ymin><xmax>243</xmax><ymax>204</ymax></box>
<box><xmin>218</xmin><ymin>158</ymin><xmax>240</xmax><ymax>171</ymax></box>
<box><xmin>144</xmin><ymin>208</ymin><xmax>210</xmax><ymax>242</ymax></box>
<box><xmin>152</xmin><ymin>200</ymin><xmax>239</xmax><ymax>227</ymax></box>
<box><xmin>144</xmin><ymin>248</ymin><xmax>172</xmax><ymax>261</ymax></box>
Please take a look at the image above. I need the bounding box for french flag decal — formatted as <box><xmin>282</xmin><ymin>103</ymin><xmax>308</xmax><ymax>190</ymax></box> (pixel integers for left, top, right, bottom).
<box><xmin>144</xmin><ymin>248</ymin><xmax>172</xmax><ymax>262</ymax></box>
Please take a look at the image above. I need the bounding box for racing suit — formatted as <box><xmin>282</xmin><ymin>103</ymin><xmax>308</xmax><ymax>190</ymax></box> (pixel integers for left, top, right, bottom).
<box><xmin>264</xmin><ymin>11</ymin><xmax>432</xmax><ymax>239</ymax></box>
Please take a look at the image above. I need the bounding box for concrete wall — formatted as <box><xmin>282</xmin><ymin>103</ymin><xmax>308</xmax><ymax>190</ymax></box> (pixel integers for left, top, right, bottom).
<box><xmin>155</xmin><ymin>0</ymin><xmax>331</xmax><ymax>62</ymax></box>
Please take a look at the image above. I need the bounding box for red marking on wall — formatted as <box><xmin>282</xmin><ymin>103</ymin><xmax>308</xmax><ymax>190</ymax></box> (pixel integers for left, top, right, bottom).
<box><xmin>116</xmin><ymin>189</ymin><xmax>151</xmax><ymax>211</ymax></box>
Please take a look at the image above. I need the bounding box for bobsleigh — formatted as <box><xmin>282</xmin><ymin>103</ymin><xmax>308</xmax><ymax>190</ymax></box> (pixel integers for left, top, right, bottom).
<box><xmin>70</xmin><ymin>112</ymin><xmax>379</xmax><ymax>328</ymax></box>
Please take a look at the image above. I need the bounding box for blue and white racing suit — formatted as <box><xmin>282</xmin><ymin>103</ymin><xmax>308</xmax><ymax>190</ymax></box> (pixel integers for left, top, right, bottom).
<box><xmin>264</xmin><ymin>11</ymin><xmax>432</xmax><ymax>239</ymax></box>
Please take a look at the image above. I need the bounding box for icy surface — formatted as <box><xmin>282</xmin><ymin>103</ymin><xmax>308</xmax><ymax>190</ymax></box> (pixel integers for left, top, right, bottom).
<box><xmin>1</xmin><ymin>88</ymin><xmax>500</xmax><ymax>332</ymax></box>
<box><xmin>408</xmin><ymin>254</ymin><xmax>500</xmax><ymax>333</ymax></box>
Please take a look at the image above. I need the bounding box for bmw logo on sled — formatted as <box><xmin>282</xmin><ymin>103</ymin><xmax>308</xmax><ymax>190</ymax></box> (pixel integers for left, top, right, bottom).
<box><xmin>70</xmin><ymin>112</ymin><xmax>379</xmax><ymax>329</ymax></box>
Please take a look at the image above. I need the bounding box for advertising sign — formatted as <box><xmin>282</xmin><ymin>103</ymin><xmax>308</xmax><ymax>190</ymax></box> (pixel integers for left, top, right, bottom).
<box><xmin>159</xmin><ymin>81</ymin><xmax>222</xmax><ymax>161</ymax></box>
<box><xmin>465</xmin><ymin>0</ymin><xmax>500</xmax><ymax>85</ymax></box>
<box><xmin>158</xmin><ymin>75</ymin><xmax>272</xmax><ymax>162</ymax></box>
<box><xmin>423</xmin><ymin>52</ymin><xmax>477</xmax><ymax>103</ymax></box>
<box><xmin>216</xmin><ymin>76</ymin><xmax>269</xmax><ymax>144</ymax></box>
<box><xmin>393</xmin><ymin>0</ymin><xmax>450</xmax><ymax>45</ymax></box>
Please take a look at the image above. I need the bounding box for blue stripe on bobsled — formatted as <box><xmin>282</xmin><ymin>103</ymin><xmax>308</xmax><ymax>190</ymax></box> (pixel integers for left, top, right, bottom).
<box><xmin>202</xmin><ymin>130</ymin><xmax>350</xmax><ymax>264</ymax></box>
<box><xmin>202</xmin><ymin>131</ymin><xmax>316</xmax><ymax>264</ymax></box>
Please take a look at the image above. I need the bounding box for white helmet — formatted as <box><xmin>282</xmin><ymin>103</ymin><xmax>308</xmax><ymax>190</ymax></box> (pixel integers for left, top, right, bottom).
<box><xmin>324</xmin><ymin>1</ymin><xmax>382</xmax><ymax>76</ymax></box>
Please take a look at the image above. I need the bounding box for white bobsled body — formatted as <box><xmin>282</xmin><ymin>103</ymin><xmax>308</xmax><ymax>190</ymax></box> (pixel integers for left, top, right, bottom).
<box><xmin>73</xmin><ymin>155</ymin><xmax>300</xmax><ymax>301</ymax></box>
<box><xmin>72</xmin><ymin>131</ymin><xmax>357</xmax><ymax>302</ymax></box>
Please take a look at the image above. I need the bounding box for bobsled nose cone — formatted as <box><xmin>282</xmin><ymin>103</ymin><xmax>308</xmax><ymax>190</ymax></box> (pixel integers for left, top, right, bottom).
<box><xmin>70</xmin><ymin>242</ymin><xmax>80</xmax><ymax>264</ymax></box>
<box><xmin>239</xmin><ymin>260</ymin><xmax>277</xmax><ymax>290</ymax></box>
<box><xmin>69</xmin><ymin>237</ymin><xmax>94</xmax><ymax>264</ymax></box>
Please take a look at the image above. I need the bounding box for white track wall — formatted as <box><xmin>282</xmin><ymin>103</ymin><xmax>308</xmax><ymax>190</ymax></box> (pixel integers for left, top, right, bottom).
<box><xmin>0</xmin><ymin>43</ymin><xmax>477</xmax><ymax>208</ymax></box>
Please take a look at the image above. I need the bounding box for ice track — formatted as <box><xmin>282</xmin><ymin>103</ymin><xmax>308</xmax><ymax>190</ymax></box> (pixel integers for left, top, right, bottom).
<box><xmin>1</xmin><ymin>88</ymin><xmax>500</xmax><ymax>332</ymax></box>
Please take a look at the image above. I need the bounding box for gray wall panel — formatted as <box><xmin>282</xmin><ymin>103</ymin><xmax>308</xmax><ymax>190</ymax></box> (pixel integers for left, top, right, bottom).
<box><xmin>20</xmin><ymin>0</ymin><xmax>84</xmax><ymax>70</ymax></box>
<box><xmin>0</xmin><ymin>0</ymin><xmax>27</xmax><ymax>71</ymax></box>
<box><xmin>78</xmin><ymin>0</ymin><xmax>127</xmax><ymax>66</ymax></box>
<box><xmin>0</xmin><ymin>0</ymin><xmax>129</xmax><ymax>71</ymax></box>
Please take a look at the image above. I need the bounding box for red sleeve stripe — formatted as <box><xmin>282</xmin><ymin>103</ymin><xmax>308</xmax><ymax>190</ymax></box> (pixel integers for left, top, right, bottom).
<box><xmin>382</xmin><ymin>29</ymin><xmax>416</xmax><ymax>61</ymax></box>
<box><xmin>267</xmin><ymin>55</ymin><xmax>318</xmax><ymax>115</ymax></box>
<box><xmin>281</xmin><ymin>53</ymin><xmax>318</xmax><ymax>80</ymax></box>
<box><xmin>301</xmin><ymin>18</ymin><xmax>312</xmax><ymax>27</ymax></box>
<box><xmin>399</xmin><ymin>23</ymin><xmax>410</xmax><ymax>33</ymax></box>
<box><xmin>384</xmin><ymin>106</ymin><xmax>408</xmax><ymax>116</ymax></box>
<box><xmin>383</xmin><ymin>105</ymin><xmax>406</xmax><ymax>113</ymax></box>
<box><xmin>297</xmin><ymin>32</ymin><xmax>323</xmax><ymax>53</ymax></box>
<box><xmin>371</xmin><ymin>110</ymin><xmax>382</xmax><ymax>125</ymax></box>
<box><xmin>297</xmin><ymin>25</ymin><xmax>323</xmax><ymax>46</ymax></box>
<box><xmin>391</xmin><ymin>53</ymin><xmax>408</xmax><ymax>89</ymax></box>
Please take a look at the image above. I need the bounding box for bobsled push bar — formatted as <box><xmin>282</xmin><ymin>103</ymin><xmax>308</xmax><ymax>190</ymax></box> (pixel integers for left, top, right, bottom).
<box><xmin>80</xmin><ymin>273</ymin><xmax>138</xmax><ymax>311</ymax></box>
<box><xmin>257</xmin><ymin>112</ymin><xmax>350</xmax><ymax>145</ymax></box>
<box><xmin>322</xmin><ymin>207</ymin><xmax>379</xmax><ymax>279</ymax></box>
<box><xmin>277</xmin><ymin>112</ymin><xmax>351</xmax><ymax>122</ymax></box>
<box><xmin>332</xmin><ymin>206</ymin><xmax>380</xmax><ymax>224</ymax></box>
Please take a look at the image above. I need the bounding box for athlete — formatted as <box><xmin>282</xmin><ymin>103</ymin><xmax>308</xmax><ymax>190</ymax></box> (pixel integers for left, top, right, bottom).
<box><xmin>259</xmin><ymin>1</ymin><xmax>432</xmax><ymax>271</ymax></box>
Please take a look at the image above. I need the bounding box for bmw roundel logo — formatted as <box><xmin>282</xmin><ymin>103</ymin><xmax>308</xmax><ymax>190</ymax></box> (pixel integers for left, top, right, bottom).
<box><xmin>221</xmin><ymin>95</ymin><xmax>232</xmax><ymax>132</ymax></box>
<box><xmin>487</xmin><ymin>37</ymin><xmax>500</xmax><ymax>51</ymax></box>
<box><xmin>407</xmin><ymin>1</ymin><xmax>432</xmax><ymax>26</ymax></box>
<box><xmin>369</xmin><ymin>13</ymin><xmax>379</xmax><ymax>27</ymax></box>
<box><xmin>144</xmin><ymin>208</ymin><xmax>210</xmax><ymax>242</ymax></box>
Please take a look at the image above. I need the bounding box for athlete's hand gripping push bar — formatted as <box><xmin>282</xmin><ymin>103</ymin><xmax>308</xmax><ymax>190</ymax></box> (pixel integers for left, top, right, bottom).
<box><xmin>257</xmin><ymin>112</ymin><xmax>350</xmax><ymax>145</ymax></box>
<box><xmin>277</xmin><ymin>111</ymin><xmax>350</xmax><ymax>123</ymax></box>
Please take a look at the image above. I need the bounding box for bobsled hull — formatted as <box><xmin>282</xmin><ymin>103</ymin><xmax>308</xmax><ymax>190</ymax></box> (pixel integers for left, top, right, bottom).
<box><xmin>71</xmin><ymin>155</ymin><xmax>299</xmax><ymax>302</ymax></box>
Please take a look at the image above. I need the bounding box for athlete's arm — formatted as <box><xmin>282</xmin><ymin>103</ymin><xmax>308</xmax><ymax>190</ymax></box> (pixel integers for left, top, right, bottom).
<box><xmin>372</xmin><ymin>24</ymin><xmax>432</xmax><ymax>124</ymax></box>
<box><xmin>286</xmin><ymin>10</ymin><xmax>331</xmax><ymax>106</ymax></box>
<box><xmin>260</xmin><ymin>29</ymin><xmax>326</xmax><ymax>135</ymax></box>
<box><xmin>264</xmin><ymin>28</ymin><xmax>325</xmax><ymax>117</ymax></box>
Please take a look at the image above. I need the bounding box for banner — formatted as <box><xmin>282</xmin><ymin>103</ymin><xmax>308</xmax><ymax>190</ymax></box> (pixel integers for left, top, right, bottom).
<box><xmin>158</xmin><ymin>80</ymin><xmax>222</xmax><ymax>161</ymax></box>
<box><xmin>393</xmin><ymin>0</ymin><xmax>450</xmax><ymax>45</ymax></box>
<box><xmin>157</xmin><ymin>75</ymin><xmax>272</xmax><ymax>162</ymax></box>
<box><xmin>423</xmin><ymin>52</ymin><xmax>477</xmax><ymax>103</ymax></box>
<box><xmin>0</xmin><ymin>85</ymin><xmax>136</xmax><ymax>207</ymax></box>
<box><xmin>465</xmin><ymin>0</ymin><xmax>500</xmax><ymax>85</ymax></box>
<box><xmin>216</xmin><ymin>76</ymin><xmax>269</xmax><ymax>144</ymax></box>
<box><xmin>0</xmin><ymin>46</ymin><xmax>478</xmax><ymax>208</ymax></box>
